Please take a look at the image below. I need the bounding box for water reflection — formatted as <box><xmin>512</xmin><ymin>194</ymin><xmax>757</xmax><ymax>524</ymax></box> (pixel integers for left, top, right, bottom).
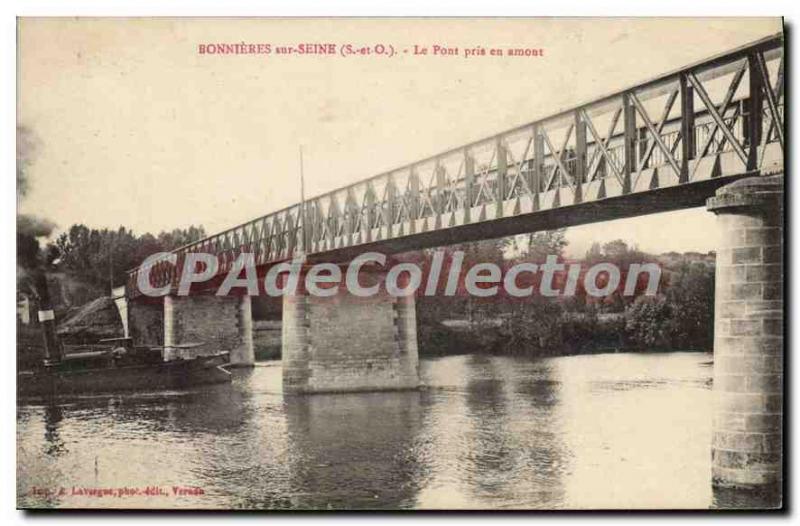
<box><xmin>42</xmin><ymin>403</ymin><xmax>67</xmax><ymax>457</ymax></box>
<box><xmin>459</xmin><ymin>355</ymin><xmax>568</xmax><ymax>509</ymax></box>
<box><xmin>16</xmin><ymin>352</ymin><xmax>774</xmax><ymax>509</ymax></box>
<box><xmin>283</xmin><ymin>391</ymin><xmax>425</xmax><ymax>509</ymax></box>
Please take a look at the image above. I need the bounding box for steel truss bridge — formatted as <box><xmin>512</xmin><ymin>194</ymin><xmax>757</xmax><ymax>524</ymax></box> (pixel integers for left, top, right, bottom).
<box><xmin>127</xmin><ymin>33</ymin><xmax>784</xmax><ymax>298</ymax></box>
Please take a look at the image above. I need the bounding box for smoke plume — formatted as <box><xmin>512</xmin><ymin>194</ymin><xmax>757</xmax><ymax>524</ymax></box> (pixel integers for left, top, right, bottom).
<box><xmin>18</xmin><ymin>214</ymin><xmax>56</xmax><ymax>238</ymax></box>
<box><xmin>17</xmin><ymin>125</ymin><xmax>57</xmax><ymax>275</ymax></box>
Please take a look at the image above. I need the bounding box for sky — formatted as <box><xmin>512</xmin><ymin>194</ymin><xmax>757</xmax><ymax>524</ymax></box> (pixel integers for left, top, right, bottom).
<box><xmin>17</xmin><ymin>17</ymin><xmax>782</xmax><ymax>257</ymax></box>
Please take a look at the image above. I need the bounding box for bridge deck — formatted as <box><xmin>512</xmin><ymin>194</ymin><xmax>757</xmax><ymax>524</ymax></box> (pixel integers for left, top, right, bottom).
<box><xmin>127</xmin><ymin>33</ymin><xmax>784</xmax><ymax>298</ymax></box>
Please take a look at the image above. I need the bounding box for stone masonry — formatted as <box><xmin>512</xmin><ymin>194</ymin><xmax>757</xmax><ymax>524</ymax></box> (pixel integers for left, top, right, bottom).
<box><xmin>127</xmin><ymin>299</ymin><xmax>163</xmax><ymax>346</ymax></box>
<box><xmin>707</xmin><ymin>175</ymin><xmax>783</xmax><ymax>489</ymax></box>
<box><xmin>129</xmin><ymin>294</ymin><xmax>254</xmax><ymax>366</ymax></box>
<box><xmin>282</xmin><ymin>265</ymin><xmax>420</xmax><ymax>394</ymax></box>
<box><xmin>164</xmin><ymin>294</ymin><xmax>254</xmax><ymax>365</ymax></box>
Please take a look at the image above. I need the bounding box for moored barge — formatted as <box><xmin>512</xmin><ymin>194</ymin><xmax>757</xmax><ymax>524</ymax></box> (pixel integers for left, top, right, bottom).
<box><xmin>18</xmin><ymin>338</ymin><xmax>231</xmax><ymax>398</ymax></box>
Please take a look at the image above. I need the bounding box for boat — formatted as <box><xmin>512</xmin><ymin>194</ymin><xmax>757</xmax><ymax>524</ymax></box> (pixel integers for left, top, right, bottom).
<box><xmin>17</xmin><ymin>337</ymin><xmax>232</xmax><ymax>398</ymax></box>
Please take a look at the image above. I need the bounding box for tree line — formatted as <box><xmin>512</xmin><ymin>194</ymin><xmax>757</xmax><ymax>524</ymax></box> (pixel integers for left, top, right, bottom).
<box><xmin>20</xmin><ymin>219</ymin><xmax>714</xmax><ymax>357</ymax></box>
<box><xmin>21</xmin><ymin>224</ymin><xmax>208</xmax><ymax>291</ymax></box>
<box><xmin>48</xmin><ymin>224</ymin><xmax>208</xmax><ymax>289</ymax></box>
<box><xmin>414</xmin><ymin>231</ymin><xmax>715</xmax><ymax>356</ymax></box>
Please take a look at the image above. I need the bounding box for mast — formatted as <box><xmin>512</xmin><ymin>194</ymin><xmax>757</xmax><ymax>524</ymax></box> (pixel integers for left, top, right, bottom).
<box><xmin>33</xmin><ymin>268</ymin><xmax>62</xmax><ymax>366</ymax></box>
<box><xmin>108</xmin><ymin>238</ymin><xmax>114</xmax><ymax>292</ymax></box>
<box><xmin>299</xmin><ymin>145</ymin><xmax>307</xmax><ymax>254</ymax></box>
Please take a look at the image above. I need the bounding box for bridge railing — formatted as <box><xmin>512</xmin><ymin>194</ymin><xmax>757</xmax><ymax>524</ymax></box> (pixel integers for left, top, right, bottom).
<box><xmin>127</xmin><ymin>33</ymin><xmax>783</xmax><ymax>298</ymax></box>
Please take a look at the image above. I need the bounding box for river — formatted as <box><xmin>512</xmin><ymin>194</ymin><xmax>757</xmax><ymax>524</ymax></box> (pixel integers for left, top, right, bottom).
<box><xmin>16</xmin><ymin>351</ymin><xmax>773</xmax><ymax>510</ymax></box>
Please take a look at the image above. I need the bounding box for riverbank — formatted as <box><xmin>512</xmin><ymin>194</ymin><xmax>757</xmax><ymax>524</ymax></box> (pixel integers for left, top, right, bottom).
<box><xmin>416</xmin><ymin>313</ymin><xmax>711</xmax><ymax>359</ymax></box>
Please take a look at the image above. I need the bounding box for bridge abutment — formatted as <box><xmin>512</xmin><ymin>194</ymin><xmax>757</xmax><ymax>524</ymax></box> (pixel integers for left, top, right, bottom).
<box><xmin>129</xmin><ymin>294</ymin><xmax>254</xmax><ymax>366</ymax></box>
<box><xmin>707</xmin><ymin>175</ymin><xmax>783</xmax><ymax>490</ymax></box>
<box><xmin>164</xmin><ymin>294</ymin><xmax>255</xmax><ymax>366</ymax></box>
<box><xmin>282</xmin><ymin>266</ymin><xmax>420</xmax><ymax>394</ymax></box>
<box><xmin>128</xmin><ymin>298</ymin><xmax>164</xmax><ymax>346</ymax></box>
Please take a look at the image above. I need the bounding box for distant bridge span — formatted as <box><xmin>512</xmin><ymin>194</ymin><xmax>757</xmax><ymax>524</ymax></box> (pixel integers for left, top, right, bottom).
<box><xmin>127</xmin><ymin>33</ymin><xmax>783</xmax><ymax>297</ymax></box>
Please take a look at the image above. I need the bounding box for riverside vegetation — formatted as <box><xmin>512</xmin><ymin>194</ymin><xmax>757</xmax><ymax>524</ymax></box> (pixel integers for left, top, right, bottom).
<box><xmin>19</xmin><ymin>222</ymin><xmax>714</xmax><ymax>362</ymax></box>
<box><xmin>413</xmin><ymin>231</ymin><xmax>715</xmax><ymax>357</ymax></box>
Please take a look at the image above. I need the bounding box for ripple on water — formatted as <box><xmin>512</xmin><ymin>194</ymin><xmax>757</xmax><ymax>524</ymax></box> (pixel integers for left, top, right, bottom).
<box><xmin>17</xmin><ymin>351</ymin><xmax>768</xmax><ymax>510</ymax></box>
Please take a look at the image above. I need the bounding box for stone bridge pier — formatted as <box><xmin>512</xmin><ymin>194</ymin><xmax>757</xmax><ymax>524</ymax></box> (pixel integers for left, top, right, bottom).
<box><xmin>128</xmin><ymin>293</ymin><xmax>255</xmax><ymax>366</ymax></box>
<box><xmin>707</xmin><ymin>175</ymin><xmax>783</xmax><ymax>490</ymax></box>
<box><xmin>281</xmin><ymin>264</ymin><xmax>420</xmax><ymax>394</ymax></box>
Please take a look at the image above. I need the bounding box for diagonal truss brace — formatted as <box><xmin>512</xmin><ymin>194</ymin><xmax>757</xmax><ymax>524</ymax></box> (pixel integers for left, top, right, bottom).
<box><xmin>629</xmin><ymin>92</ymin><xmax>682</xmax><ymax>178</ymax></box>
<box><xmin>580</xmin><ymin>108</ymin><xmax>624</xmax><ymax>187</ymax></box>
<box><xmin>687</xmin><ymin>72</ymin><xmax>748</xmax><ymax>166</ymax></box>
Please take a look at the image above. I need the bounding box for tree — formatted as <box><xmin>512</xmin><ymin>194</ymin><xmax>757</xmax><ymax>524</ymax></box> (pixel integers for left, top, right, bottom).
<box><xmin>51</xmin><ymin>224</ymin><xmax>207</xmax><ymax>288</ymax></box>
<box><xmin>663</xmin><ymin>261</ymin><xmax>714</xmax><ymax>350</ymax></box>
<box><xmin>622</xmin><ymin>259</ymin><xmax>714</xmax><ymax>351</ymax></box>
<box><xmin>503</xmin><ymin>228</ymin><xmax>567</xmax><ymax>261</ymax></box>
<box><xmin>497</xmin><ymin>228</ymin><xmax>570</xmax><ymax>355</ymax></box>
<box><xmin>501</xmin><ymin>295</ymin><xmax>564</xmax><ymax>354</ymax></box>
<box><xmin>532</xmin><ymin>228</ymin><xmax>567</xmax><ymax>258</ymax></box>
<box><xmin>581</xmin><ymin>238</ymin><xmax>655</xmax><ymax>312</ymax></box>
<box><xmin>584</xmin><ymin>242</ymin><xmax>603</xmax><ymax>263</ymax></box>
<box><xmin>624</xmin><ymin>296</ymin><xmax>673</xmax><ymax>349</ymax></box>
<box><xmin>457</xmin><ymin>238</ymin><xmax>505</xmax><ymax>323</ymax></box>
